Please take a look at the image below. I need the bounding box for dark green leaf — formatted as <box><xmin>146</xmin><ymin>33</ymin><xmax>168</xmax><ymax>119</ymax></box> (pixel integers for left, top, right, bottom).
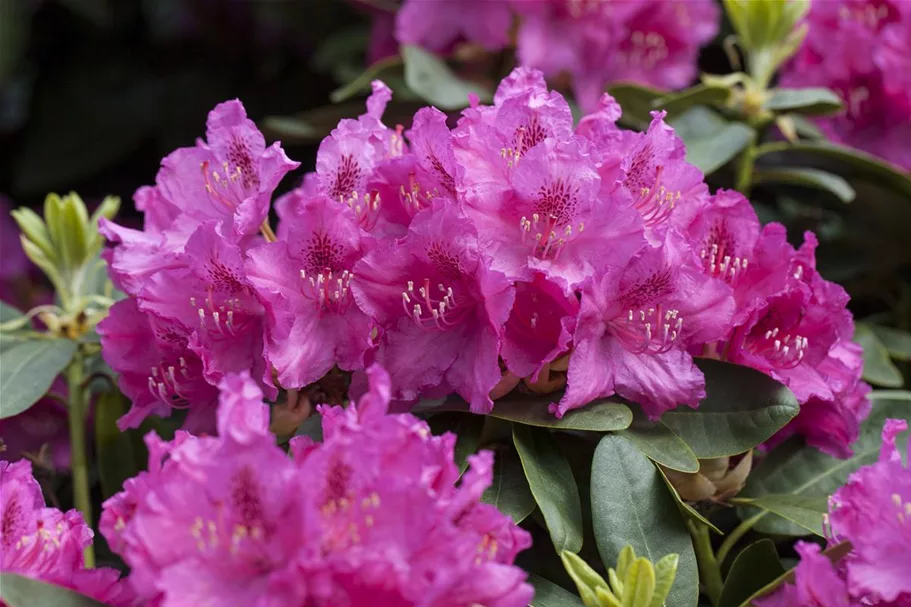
<box><xmin>529</xmin><ymin>574</ymin><xmax>586</xmax><ymax>607</ymax></box>
<box><xmin>737</xmin><ymin>542</ymin><xmax>852</xmax><ymax>607</ymax></box>
<box><xmin>732</xmin><ymin>494</ymin><xmax>827</xmax><ymax>536</ymax></box>
<box><xmin>94</xmin><ymin>391</ymin><xmax>138</xmax><ymax>499</ymax></box>
<box><xmin>659</xmin><ymin>359</ymin><xmax>799</xmax><ymax>458</ymax></box>
<box><xmin>652</xmin><ymin>84</ymin><xmax>731</xmax><ymax>116</ymax></box>
<box><xmin>764</xmin><ymin>88</ymin><xmax>843</xmax><ymax>116</ymax></box>
<box><xmin>482</xmin><ymin>447</ymin><xmax>537</xmax><ymax>523</ymax></box>
<box><xmin>0</xmin><ymin>573</ymin><xmax>107</xmax><ymax>607</ymax></box>
<box><xmin>590</xmin><ymin>434</ymin><xmax>699</xmax><ymax>607</ymax></box>
<box><xmin>756</xmin><ymin>141</ymin><xmax>911</xmax><ymax>198</ymax></box>
<box><xmin>739</xmin><ymin>391</ymin><xmax>911</xmax><ymax>535</ymax></box>
<box><xmin>427</xmin><ymin>412</ymin><xmax>485</xmax><ymax>473</ymax></box>
<box><xmin>754</xmin><ymin>168</ymin><xmax>855</xmax><ymax>203</ymax></box>
<box><xmin>0</xmin><ymin>339</ymin><xmax>76</xmax><ymax>419</ymax></box>
<box><xmin>264</xmin><ymin>100</ymin><xmax>425</xmax><ymax>144</ymax></box>
<box><xmin>295</xmin><ymin>414</ymin><xmax>323</xmax><ymax>442</ymax></box>
<box><xmin>429</xmin><ymin>393</ymin><xmax>632</xmax><ymax>432</ymax></box>
<box><xmin>867</xmin><ymin>324</ymin><xmax>911</xmax><ymax>362</ymax></box>
<box><xmin>717</xmin><ymin>540</ymin><xmax>786</xmax><ymax>607</ymax></box>
<box><xmin>330</xmin><ymin>55</ymin><xmax>403</xmax><ymax>104</ymax></box>
<box><xmin>620</xmin><ymin>413</ymin><xmax>699</xmax><ymax>473</ymax></box>
<box><xmin>607</xmin><ymin>82</ymin><xmax>665</xmax><ymax>129</ymax></box>
<box><xmin>656</xmin><ymin>466</ymin><xmax>723</xmax><ymax>535</ymax></box>
<box><xmin>671</xmin><ymin>107</ymin><xmax>754</xmax><ymax>175</ymax></box>
<box><xmin>401</xmin><ymin>45</ymin><xmax>492</xmax><ymax>110</ymax></box>
<box><xmin>513</xmin><ymin>425</ymin><xmax>584</xmax><ymax>553</ymax></box>
<box><xmin>855</xmin><ymin>324</ymin><xmax>904</xmax><ymax>388</ymax></box>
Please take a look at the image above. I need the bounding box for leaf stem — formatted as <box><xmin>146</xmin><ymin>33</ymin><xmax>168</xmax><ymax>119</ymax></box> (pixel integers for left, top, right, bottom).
<box><xmin>66</xmin><ymin>351</ymin><xmax>95</xmax><ymax>568</ymax></box>
<box><xmin>716</xmin><ymin>512</ymin><xmax>764</xmax><ymax>566</ymax></box>
<box><xmin>734</xmin><ymin>138</ymin><xmax>758</xmax><ymax>197</ymax></box>
<box><xmin>688</xmin><ymin>520</ymin><xmax>724</xmax><ymax>606</ymax></box>
<box><xmin>260</xmin><ymin>221</ymin><xmax>277</xmax><ymax>243</ymax></box>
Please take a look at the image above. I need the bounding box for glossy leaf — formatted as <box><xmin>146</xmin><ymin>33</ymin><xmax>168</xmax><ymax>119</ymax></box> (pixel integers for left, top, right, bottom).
<box><xmin>529</xmin><ymin>575</ymin><xmax>586</xmax><ymax>607</ymax></box>
<box><xmin>651</xmin><ymin>84</ymin><xmax>731</xmax><ymax>116</ymax></box>
<box><xmin>401</xmin><ymin>45</ymin><xmax>492</xmax><ymax>110</ymax></box>
<box><xmin>656</xmin><ymin>467</ymin><xmax>723</xmax><ymax>535</ymax></box>
<box><xmin>514</xmin><ymin>425</ymin><xmax>584</xmax><ymax>553</ymax></box>
<box><xmin>0</xmin><ymin>573</ymin><xmax>107</xmax><ymax>607</ymax></box>
<box><xmin>739</xmin><ymin>391</ymin><xmax>911</xmax><ymax>535</ymax></box>
<box><xmin>430</xmin><ymin>393</ymin><xmax>633</xmax><ymax>432</ymax></box>
<box><xmin>732</xmin><ymin>494</ymin><xmax>827</xmax><ymax>536</ymax></box>
<box><xmin>659</xmin><ymin>359</ymin><xmax>799</xmax><ymax>458</ymax></box>
<box><xmin>754</xmin><ymin>167</ymin><xmax>855</xmax><ymax>203</ymax></box>
<box><xmin>756</xmin><ymin>140</ymin><xmax>911</xmax><ymax>197</ymax></box>
<box><xmin>855</xmin><ymin>324</ymin><xmax>904</xmax><ymax>387</ymax></box>
<box><xmin>0</xmin><ymin>339</ymin><xmax>76</xmax><ymax>419</ymax></box>
<box><xmin>764</xmin><ymin>88</ymin><xmax>843</xmax><ymax>115</ymax></box>
<box><xmin>867</xmin><ymin>324</ymin><xmax>911</xmax><ymax>361</ymax></box>
<box><xmin>482</xmin><ymin>446</ymin><xmax>536</xmax><ymax>523</ymax></box>
<box><xmin>717</xmin><ymin>540</ymin><xmax>786</xmax><ymax>607</ymax></box>
<box><xmin>590</xmin><ymin>434</ymin><xmax>698</xmax><ymax>607</ymax></box>
<box><xmin>620</xmin><ymin>413</ymin><xmax>699</xmax><ymax>473</ymax></box>
<box><xmin>671</xmin><ymin>107</ymin><xmax>754</xmax><ymax>175</ymax></box>
<box><xmin>94</xmin><ymin>391</ymin><xmax>139</xmax><ymax>499</ymax></box>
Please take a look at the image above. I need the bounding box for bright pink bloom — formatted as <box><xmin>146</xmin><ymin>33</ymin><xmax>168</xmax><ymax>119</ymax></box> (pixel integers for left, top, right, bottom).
<box><xmin>0</xmin><ymin>460</ymin><xmax>131</xmax><ymax>606</ymax></box>
<box><xmin>829</xmin><ymin>419</ymin><xmax>911</xmax><ymax>603</ymax></box>
<box><xmin>557</xmin><ymin>231</ymin><xmax>734</xmax><ymax>419</ymax></box>
<box><xmin>352</xmin><ymin>202</ymin><xmax>514</xmax><ymax>413</ymax></box>
<box><xmin>137</xmin><ymin>222</ymin><xmax>274</xmax><ymax>400</ymax></box>
<box><xmin>755</xmin><ymin>542</ymin><xmax>852</xmax><ymax>607</ymax></box>
<box><xmin>395</xmin><ymin>0</ymin><xmax>512</xmax><ymax>52</ymax></box>
<box><xmin>245</xmin><ymin>194</ymin><xmax>374</xmax><ymax>389</ymax></box>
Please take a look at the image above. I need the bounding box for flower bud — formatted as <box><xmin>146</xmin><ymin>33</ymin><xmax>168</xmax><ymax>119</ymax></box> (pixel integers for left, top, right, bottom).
<box><xmin>661</xmin><ymin>450</ymin><xmax>753</xmax><ymax>502</ymax></box>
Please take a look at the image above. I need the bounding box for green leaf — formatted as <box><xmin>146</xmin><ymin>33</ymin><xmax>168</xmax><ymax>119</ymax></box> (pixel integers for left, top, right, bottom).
<box><xmin>0</xmin><ymin>301</ymin><xmax>24</xmax><ymax>323</ymax></box>
<box><xmin>731</xmin><ymin>494</ymin><xmax>827</xmax><ymax>536</ymax></box>
<box><xmin>513</xmin><ymin>425</ymin><xmax>584</xmax><ymax>553</ymax></box>
<box><xmin>649</xmin><ymin>554</ymin><xmax>680</xmax><ymax>607</ymax></box>
<box><xmin>329</xmin><ymin>55</ymin><xmax>403</xmax><ymax>103</ymax></box>
<box><xmin>401</xmin><ymin>45</ymin><xmax>492</xmax><ymax>110</ymax></box>
<box><xmin>670</xmin><ymin>107</ymin><xmax>754</xmax><ymax>175</ymax></box>
<box><xmin>622</xmin><ymin>558</ymin><xmax>656</xmax><ymax>607</ymax></box>
<box><xmin>427</xmin><ymin>412</ymin><xmax>485</xmax><ymax>473</ymax></box>
<box><xmin>561</xmin><ymin>550</ymin><xmax>611</xmax><ymax>606</ymax></box>
<box><xmin>590</xmin><ymin>434</ymin><xmax>698</xmax><ymax>607</ymax></box>
<box><xmin>620</xmin><ymin>413</ymin><xmax>699</xmax><ymax>473</ymax></box>
<box><xmin>736</xmin><ymin>542</ymin><xmax>851</xmax><ymax>607</ymax></box>
<box><xmin>0</xmin><ymin>339</ymin><xmax>76</xmax><ymax>419</ymax></box>
<box><xmin>717</xmin><ymin>539</ymin><xmax>786</xmax><ymax>607</ymax></box>
<box><xmin>652</xmin><ymin>84</ymin><xmax>731</xmax><ymax>116</ymax></box>
<box><xmin>606</xmin><ymin>83</ymin><xmax>665</xmax><ymax>129</ymax></box>
<box><xmin>0</xmin><ymin>573</ymin><xmax>107</xmax><ymax>607</ymax></box>
<box><xmin>481</xmin><ymin>446</ymin><xmax>537</xmax><ymax>523</ymax></box>
<box><xmin>295</xmin><ymin>414</ymin><xmax>323</xmax><ymax>442</ymax></box>
<box><xmin>754</xmin><ymin>168</ymin><xmax>855</xmax><ymax>203</ymax></box>
<box><xmin>428</xmin><ymin>393</ymin><xmax>633</xmax><ymax>432</ymax></box>
<box><xmin>656</xmin><ymin>467</ymin><xmax>723</xmax><ymax>535</ymax></box>
<box><xmin>764</xmin><ymin>88</ymin><xmax>843</xmax><ymax>115</ymax></box>
<box><xmin>739</xmin><ymin>391</ymin><xmax>911</xmax><ymax>535</ymax></box>
<box><xmin>756</xmin><ymin>140</ymin><xmax>911</xmax><ymax>198</ymax></box>
<box><xmin>94</xmin><ymin>391</ymin><xmax>138</xmax><ymax>499</ymax></box>
<box><xmin>867</xmin><ymin>324</ymin><xmax>911</xmax><ymax>362</ymax></box>
<box><xmin>659</xmin><ymin>359</ymin><xmax>799</xmax><ymax>458</ymax></box>
<box><xmin>529</xmin><ymin>574</ymin><xmax>587</xmax><ymax>607</ymax></box>
<box><xmin>855</xmin><ymin>324</ymin><xmax>904</xmax><ymax>387</ymax></box>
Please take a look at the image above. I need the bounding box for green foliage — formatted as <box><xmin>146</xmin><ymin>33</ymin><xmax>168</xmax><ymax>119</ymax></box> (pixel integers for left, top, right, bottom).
<box><xmin>481</xmin><ymin>446</ymin><xmax>537</xmax><ymax>524</ymax></box>
<box><xmin>0</xmin><ymin>339</ymin><xmax>77</xmax><ymax>419</ymax></box>
<box><xmin>561</xmin><ymin>543</ymin><xmax>680</xmax><ymax>607</ymax></box>
<box><xmin>717</xmin><ymin>540</ymin><xmax>786</xmax><ymax>607</ymax></box>
<box><xmin>0</xmin><ymin>574</ymin><xmax>107</xmax><ymax>607</ymax></box>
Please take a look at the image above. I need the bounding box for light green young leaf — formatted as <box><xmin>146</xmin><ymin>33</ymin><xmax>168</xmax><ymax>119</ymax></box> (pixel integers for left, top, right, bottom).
<box><xmin>561</xmin><ymin>551</ymin><xmax>612</xmax><ymax>607</ymax></box>
<box><xmin>621</xmin><ymin>558</ymin><xmax>655</xmax><ymax>607</ymax></box>
<box><xmin>649</xmin><ymin>554</ymin><xmax>679</xmax><ymax>607</ymax></box>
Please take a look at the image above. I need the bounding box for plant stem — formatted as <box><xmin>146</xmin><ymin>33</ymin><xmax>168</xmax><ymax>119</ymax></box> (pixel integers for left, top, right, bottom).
<box><xmin>66</xmin><ymin>351</ymin><xmax>95</xmax><ymax>568</ymax></box>
<box><xmin>716</xmin><ymin>512</ymin><xmax>764</xmax><ymax>566</ymax></box>
<box><xmin>734</xmin><ymin>139</ymin><xmax>758</xmax><ymax>197</ymax></box>
<box><xmin>688</xmin><ymin>520</ymin><xmax>724</xmax><ymax>606</ymax></box>
<box><xmin>260</xmin><ymin>221</ymin><xmax>277</xmax><ymax>243</ymax></box>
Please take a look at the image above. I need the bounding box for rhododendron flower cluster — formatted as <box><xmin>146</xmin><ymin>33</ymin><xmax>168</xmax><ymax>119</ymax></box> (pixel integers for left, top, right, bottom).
<box><xmin>100</xmin><ymin>365</ymin><xmax>533</xmax><ymax>607</ymax></box>
<box><xmin>781</xmin><ymin>0</ymin><xmax>911</xmax><ymax>170</ymax></box>
<box><xmin>389</xmin><ymin>0</ymin><xmax>719</xmax><ymax>110</ymax></box>
<box><xmin>757</xmin><ymin>419</ymin><xmax>911</xmax><ymax>607</ymax></box>
<box><xmin>99</xmin><ymin>66</ymin><xmax>868</xmax><ymax>457</ymax></box>
<box><xmin>0</xmin><ymin>460</ymin><xmax>132</xmax><ymax>606</ymax></box>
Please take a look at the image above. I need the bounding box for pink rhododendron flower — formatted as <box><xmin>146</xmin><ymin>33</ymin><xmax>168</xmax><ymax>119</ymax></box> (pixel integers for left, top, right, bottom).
<box><xmin>755</xmin><ymin>542</ymin><xmax>852</xmax><ymax>607</ymax></box>
<box><xmin>781</xmin><ymin>0</ymin><xmax>911</xmax><ymax>170</ymax></box>
<box><xmin>98</xmin><ymin>299</ymin><xmax>219</xmax><ymax>431</ymax></box>
<box><xmin>0</xmin><ymin>393</ymin><xmax>71</xmax><ymax>470</ymax></box>
<box><xmin>246</xmin><ymin>194</ymin><xmax>375</xmax><ymax>389</ymax></box>
<box><xmin>0</xmin><ymin>460</ymin><xmax>132</xmax><ymax>606</ymax></box>
<box><xmin>395</xmin><ymin>0</ymin><xmax>512</xmax><ymax>52</ymax></box>
<box><xmin>104</xmin><ymin>365</ymin><xmax>532</xmax><ymax>606</ymax></box>
<box><xmin>557</xmin><ymin>231</ymin><xmax>734</xmax><ymax>419</ymax></box>
<box><xmin>352</xmin><ymin>202</ymin><xmax>514</xmax><ymax>413</ymax></box>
